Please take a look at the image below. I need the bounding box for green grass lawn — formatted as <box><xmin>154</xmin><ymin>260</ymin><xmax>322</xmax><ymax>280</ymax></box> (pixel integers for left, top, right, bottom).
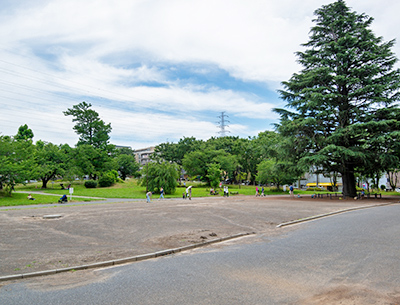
<box><xmin>6</xmin><ymin>179</ymin><xmax>398</xmax><ymax>207</ymax></box>
<box><xmin>0</xmin><ymin>179</ymin><xmax>284</xmax><ymax>206</ymax></box>
<box><xmin>0</xmin><ymin>193</ymin><xmax>68</xmax><ymax>207</ymax></box>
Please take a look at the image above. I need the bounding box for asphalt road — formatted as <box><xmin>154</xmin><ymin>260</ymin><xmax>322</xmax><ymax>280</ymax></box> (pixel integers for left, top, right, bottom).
<box><xmin>1</xmin><ymin>204</ymin><xmax>399</xmax><ymax>304</ymax></box>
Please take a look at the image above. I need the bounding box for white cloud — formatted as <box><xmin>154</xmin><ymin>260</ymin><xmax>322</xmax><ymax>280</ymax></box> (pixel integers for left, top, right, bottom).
<box><xmin>1</xmin><ymin>0</ymin><xmax>400</xmax><ymax>148</ymax></box>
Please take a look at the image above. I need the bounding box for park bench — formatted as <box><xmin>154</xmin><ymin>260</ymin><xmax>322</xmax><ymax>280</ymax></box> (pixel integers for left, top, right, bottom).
<box><xmin>366</xmin><ymin>192</ymin><xmax>382</xmax><ymax>199</ymax></box>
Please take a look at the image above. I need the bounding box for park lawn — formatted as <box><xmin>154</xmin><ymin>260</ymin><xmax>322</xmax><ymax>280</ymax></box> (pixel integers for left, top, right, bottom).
<box><xmin>22</xmin><ymin>179</ymin><xmax>392</xmax><ymax>201</ymax></box>
<box><xmin>15</xmin><ymin>180</ymin><xmax>294</xmax><ymax>200</ymax></box>
<box><xmin>9</xmin><ymin>181</ymin><xmax>399</xmax><ymax>206</ymax></box>
<box><xmin>0</xmin><ymin>193</ymin><xmax>67</xmax><ymax>207</ymax></box>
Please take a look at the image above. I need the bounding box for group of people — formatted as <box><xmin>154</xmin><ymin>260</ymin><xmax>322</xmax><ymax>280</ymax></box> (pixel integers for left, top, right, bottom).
<box><xmin>27</xmin><ymin>193</ymin><xmax>68</xmax><ymax>203</ymax></box>
<box><xmin>223</xmin><ymin>186</ymin><xmax>229</xmax><ymax>197</ymax></box>
<box><xmin>255</xmin><ymin>186</ymin><xmax>265</xmax><ymax>197</ymax></box>
<box><xmin>146</xmin><ymin>187</ymin><xmax>167</xmax><ymax>203</ymax></box>
<box><xmin>255</xmin><ymin>185</ymin><xmax>295</xmax><ymax>197</ymax></box>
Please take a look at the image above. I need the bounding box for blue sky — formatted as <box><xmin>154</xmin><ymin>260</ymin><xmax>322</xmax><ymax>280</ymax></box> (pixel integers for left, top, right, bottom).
<box><xmin>1</xmin><ymin>0</ymin><xmax>399</xmax><ymax>149</ymax></box>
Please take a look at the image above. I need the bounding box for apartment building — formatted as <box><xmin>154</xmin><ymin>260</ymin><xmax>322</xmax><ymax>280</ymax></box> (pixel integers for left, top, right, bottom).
<box><xmin>134</xmin><ymin>146</ymin><xmax>155</xmax><ymax>167</ymax></box>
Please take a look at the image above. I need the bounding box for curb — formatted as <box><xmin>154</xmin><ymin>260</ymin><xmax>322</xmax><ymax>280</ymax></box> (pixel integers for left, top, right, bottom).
<box><xmin>276</xmin><ymin>202</ymin><xmax>399</xmax><ymax>228</ymax></box>
<box><xmin>0</xmin><ymin>232</ymin><xmax>254</xmax><ymax>282</ymax></box>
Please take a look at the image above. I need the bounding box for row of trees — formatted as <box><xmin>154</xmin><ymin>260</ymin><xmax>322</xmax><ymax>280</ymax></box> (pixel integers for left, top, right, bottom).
<box><xmin>151</xmin><ymin>1</ymin><xmax>400</xmax><ymax>197</ymax></box>
<box><xmin>2</xmin><ymin>1</ymin><xmax>400</xmax><ymax>198</ymax></box>
<box><xmin>0</xmin><ymin>103</ymin><xmax>140</xmax><ymax>196</ymax></box>
<box><xmin>151</xmin><ymin>133</ymin><xmax>303</xmax><ymax>191</ymax></box>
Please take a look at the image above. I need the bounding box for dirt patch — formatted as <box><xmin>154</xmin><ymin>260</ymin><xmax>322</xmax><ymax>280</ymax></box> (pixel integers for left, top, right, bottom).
<box><xmin>0</xmin><ymin>195</ymin><xmax>398</xmax><ymax>277</ymax></box>
<box><xmin>299</xmin><ymin>285</ymin><xmax>400</xmax><ymax>305</ymax></box>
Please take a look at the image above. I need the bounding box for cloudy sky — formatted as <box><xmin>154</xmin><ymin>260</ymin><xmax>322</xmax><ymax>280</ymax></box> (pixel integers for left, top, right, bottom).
<box><xmin>1</xmin><ymin>0</ymin><xmax>399</xmax><ymax>149</ymax></box>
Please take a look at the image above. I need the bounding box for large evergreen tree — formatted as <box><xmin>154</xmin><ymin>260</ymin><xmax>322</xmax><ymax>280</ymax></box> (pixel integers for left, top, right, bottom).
<box><xmin>64</xmin><ymin>102</ymin><xmax>112</xmax><ymax>149</ymax></box>
<box><xmin>275</xmin><ymin>0</ymin><xmax>400</xmax><ymax>197</ymax></box>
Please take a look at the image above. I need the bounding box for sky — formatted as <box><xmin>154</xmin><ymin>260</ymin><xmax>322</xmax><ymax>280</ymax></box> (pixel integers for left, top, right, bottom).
<box><xmin>1</xmin><ymin>0</ymin><xmax>400</xmax><ymax>150</ymax></box>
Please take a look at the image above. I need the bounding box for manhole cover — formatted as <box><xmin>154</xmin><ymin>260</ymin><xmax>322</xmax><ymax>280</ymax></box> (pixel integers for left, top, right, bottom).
<box><xmin>43</xmin><ymin>214</ymin><xmax>63</xmax><ymax>219</ymax></box>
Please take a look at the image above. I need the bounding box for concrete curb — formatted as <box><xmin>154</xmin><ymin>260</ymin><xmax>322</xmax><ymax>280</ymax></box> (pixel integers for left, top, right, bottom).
<box><xmin>276</xmin><ymin>202</ymin><xmax>399</xmax><ymax>228</ymax></box>
<box><xmin>0</xmin><ymin>232</ymin><xmax>254</xmax><ymax>282</ymax></box>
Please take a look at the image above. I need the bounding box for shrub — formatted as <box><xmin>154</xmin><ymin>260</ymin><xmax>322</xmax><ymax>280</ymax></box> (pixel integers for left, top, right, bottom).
<box><xmin>306</xmin><ymin>187</ymin><xmax>324</xmax><ymax>192</ymax></box>
<box><xmin>269</xmin><ymin>187</ymin><xmax>283</xmax><ymax>193</ymax></box>
<box><xmin>98</xmin><ymin>174</ymin><xmax>115</xmax><ymax>187</ymax></box>
<box><xmin>109</xmin><ymin>170</ymin><xmax>119</xmax><ymax>182</ymax></box>
<box><xmin>84</xmin><ymin>180</ymin><xmax>97</xmax><ymax>188</ymax></box>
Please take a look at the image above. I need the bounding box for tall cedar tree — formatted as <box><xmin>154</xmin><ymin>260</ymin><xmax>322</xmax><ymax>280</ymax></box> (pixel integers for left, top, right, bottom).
<box><xmin>275</xmin><ymin>1</ymin><xmax>400</xmax><ymax>197</ymax></box>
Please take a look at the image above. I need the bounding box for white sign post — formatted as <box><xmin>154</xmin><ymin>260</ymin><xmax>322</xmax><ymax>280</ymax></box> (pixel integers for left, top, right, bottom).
<box><xmin>69</xmin><ymin>187</ymin><xmax>74</xmax><ymax>201</ymax></box>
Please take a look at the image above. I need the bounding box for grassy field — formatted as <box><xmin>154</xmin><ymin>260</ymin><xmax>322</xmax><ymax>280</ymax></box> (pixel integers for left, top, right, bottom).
<box><xmin>2</xmin><ymin>179</ymin><xmax>397</xmax><ymax>207</ymax></box>
<box><xmin>13</xmin><ymin>179</ymin><xmax>269</xmax><ymax>199</ymax></box>
<box><xmin>0</xmin><ymin>193</ymin><xmax>71</xmax><ymax>207</ymax></box>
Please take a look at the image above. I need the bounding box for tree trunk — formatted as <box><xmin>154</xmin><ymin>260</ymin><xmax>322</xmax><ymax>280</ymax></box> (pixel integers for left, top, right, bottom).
<box><xmin>342</xmin><ymin>167</ymin><xmax>357</xmax><ymax>198</ymax></box>
<box><xmin>41</xmin><ymin>178</ymin><xmax>49</xmax><ymax>189</ymax></box>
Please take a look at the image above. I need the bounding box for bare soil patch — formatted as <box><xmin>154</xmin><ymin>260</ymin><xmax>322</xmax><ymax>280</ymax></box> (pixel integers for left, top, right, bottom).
<box><xmin>0</xmin><ymin>195</ymin><xmax>398</xmax><ymax>277</ymax></box>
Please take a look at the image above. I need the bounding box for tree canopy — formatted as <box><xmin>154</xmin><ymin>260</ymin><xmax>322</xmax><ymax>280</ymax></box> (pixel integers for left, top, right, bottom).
<box><xmin>0</xmin><ymin>134</ymin><xmax>34</xmax><ymax>195</ymax></box>
<box><xmin>140</xmin><ymin>162</ymin><xmax>179</xmax><ymax>194</ymax></box>
<box><xmin>64</xmin><ymin>102</ymin><xmax>112</xmax><ymax>149</ymax></box>
<box><xmin>275</xmin><ymin>0</ymin><xmax>400</xmax><ymax>197</ymax></box>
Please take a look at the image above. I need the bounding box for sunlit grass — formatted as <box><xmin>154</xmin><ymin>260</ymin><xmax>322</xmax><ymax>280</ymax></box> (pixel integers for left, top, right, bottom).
<box><xmin>8</xmin><ymin>179</ymin><xmax>398</xmax><ymax>207</ymax></box>
<box><xmin>0</xmin><ymin>192</ymin><xmax>66</xmax><ymax>207</ymax></box>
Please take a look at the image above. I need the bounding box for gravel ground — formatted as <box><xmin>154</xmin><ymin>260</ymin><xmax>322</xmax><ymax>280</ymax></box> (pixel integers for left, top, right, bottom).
<box><xmin>0</xmin><ymin>194</ymin><xmax>398</xmax><ymax>277</ymax></box>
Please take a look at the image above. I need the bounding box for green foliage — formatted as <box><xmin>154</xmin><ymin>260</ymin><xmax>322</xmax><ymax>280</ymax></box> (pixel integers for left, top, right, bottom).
<box><xmin>15</xmin><ymin>124</ymin><xmax>34</xmax><ymax>141</ymax></box>
<box><xmin>182</xmin><ymin>148</ymin><xmax>237</xmax><ymax>185</ymax></box>
<box><xmin>108</xmin><ymin>170</ymin><xmax>119</xmax><ymax>182</ymax></box>
<box><xmin>98</xmin><ymin>173</ymin><xmax>115</xmax><ymax>187</ymax></box>
<box><xmin>98</xmin><ymin>170</ymin><xmax>118</xmax><ymax>187</ymax></box>
<box><xmin>140</xmin><ymin>162</ymin><xmax>179</xmax><ymax>194</ymax></box>
<box><xmin>274</xmin><ymin>1</ymin><xmax>400</xmax><ymax>197</ymax></box>
<box><xmin>84</xmin><ymin>180</ymin><xmax>97</xmax><ymax>188</ymax></box>
<box><xmin>153</xmin><ymin>137</ymin><xmax>203</xmax><ymax>165</ymax></box>
<box><xmin>206</xmin><ymin>163</ymin><xmax>222</xmax><ymax>190</ymax></box>
<box><xmin>71</xmin><ymin>144</ymin><xmax>110</xmax><ymax>179</ymax></box>
<box><xmin>256</xmin><ymin>159</ymin><xmax>297</xmax><ymax>190</ymax></box>
<box><xmin>116</xmin><ymin>154</ymin><xmax>139</xmax><ymax>180</ymax></box>
<box><xmin>63</xmin><ymin>101</ymin><xmax>112</xmax><ymax>149</ymax></box>
<box><xmin>269</xmin><ymin>187</ymin><xmax>286</xmax><ymax>193</ymax></box>
<box><xmin>0</xmin><ymin>135</ymin><xmax>34</xmax><ymax>195</ymax></box>
<box><xmin>33</xmin><ymin>141</ymin><xmax>70</xmax><ymax>188</ymax></box>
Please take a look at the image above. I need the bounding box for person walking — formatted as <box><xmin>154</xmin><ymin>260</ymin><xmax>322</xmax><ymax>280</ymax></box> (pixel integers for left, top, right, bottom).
<box><xmin>146</xmin><ymin>191</ymin><xmax>152</xmax><ymax>203</ymax></box>
<box><xmin>186</xmin><ymin>186</ymin><xmax>192</xmax><ymax>200</ymax></box>
<box><xmin>255</xmin><ymin>186</ymin><xmax>259</xmax><ymax>197</ymax></box>
<box><xmin>289</xmin><ymin>185</ymin><xmax>294</xmax><ymax>198</ymax></box>
<box><xmin>261</xmin><ymin>186</ymin><xmax>265</xmax><ymax>197</ymax></box>
<box><xmin>159</xmin><ymin>187</ymin><xmax>165</xmax><ymax>200</ymax></box>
